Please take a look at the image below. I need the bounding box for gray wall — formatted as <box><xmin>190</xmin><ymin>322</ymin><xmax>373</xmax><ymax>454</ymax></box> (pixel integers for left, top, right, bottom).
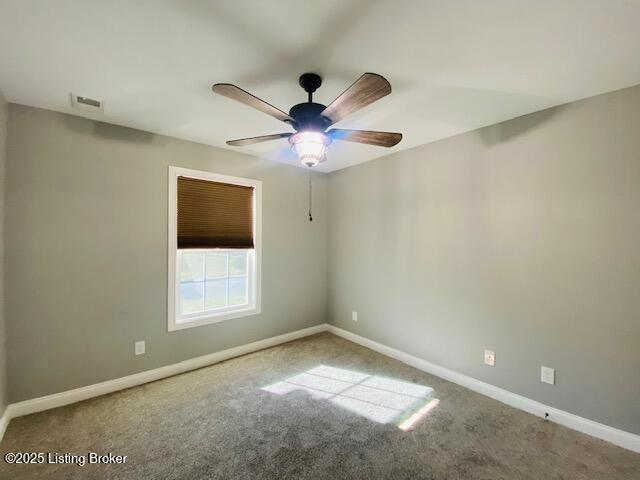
<box><xmin>4</xmin><ymin>86</ymin><xmax>640</xmax><ymax>435</ymax></box>
<box><xmin>0</xmin><ymin>92</ymin><xmax>7</xmax><ymax>416</ymax></box>
<box><xmin>327</xmin><ymin>85</ymin><xmax>640</xmax><ymax>435</ymax></box>
<box><xmin>5</xmin><ymin>104</ymin><xmax>328</xmax><ymax>402</ymax></box>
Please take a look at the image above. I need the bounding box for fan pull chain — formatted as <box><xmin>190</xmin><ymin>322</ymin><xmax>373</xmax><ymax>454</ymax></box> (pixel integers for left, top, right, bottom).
<box><xmin>308</xmin><ymin>172</ymin><xmax>313</xmax><ymax>222</ymax></box>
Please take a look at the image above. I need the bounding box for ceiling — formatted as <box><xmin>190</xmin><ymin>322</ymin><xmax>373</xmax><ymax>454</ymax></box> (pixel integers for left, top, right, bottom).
<box><xmin>1</xmin><ymin>1</ymin><xmax>640</xmax><ymax>173</ymax></box>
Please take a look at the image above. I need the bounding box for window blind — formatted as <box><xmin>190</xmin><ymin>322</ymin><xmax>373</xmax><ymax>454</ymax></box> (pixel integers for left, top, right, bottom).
<box><xmin>177</xmin><ymin>176</ymin><xmax>254</xmax><ymax>249</ymax></box>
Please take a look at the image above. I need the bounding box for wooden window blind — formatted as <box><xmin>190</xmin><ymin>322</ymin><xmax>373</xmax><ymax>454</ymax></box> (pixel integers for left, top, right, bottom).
<box><xmin>177</xmin><ymin>176</ymin><xmax>254</xmax><ymax>249</ymax></box>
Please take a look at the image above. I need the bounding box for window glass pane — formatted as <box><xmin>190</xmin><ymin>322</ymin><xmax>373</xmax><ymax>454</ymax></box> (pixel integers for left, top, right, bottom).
<box><xmin>229</xmin><ymin>251</ymin><xmax>248</xmax><ymax>276</ymax></box>
<box><xmin>180</xmin><ymin>281</ymin><xmax>204</xmax><ymax>315</ymax></box>
<box><xmin>205</xmin><ymin>279</ymin><xmax>227</xmax><ymax>310</ymax></box>
<box><xmin>206</xmin><ymin>252</ymin><xmax>228</xmax><ymax>279</ymax></box>
<box><xmin>180</xmin><ymin>251</ymin><xmax>204</xmax><ymax>282</ymax></box>
<box><xmin>228</xmin><ymin>276</ymin><xmax>248</xmax><ymax>306</ymax></box>
<box><xmin>178</xmin><ymin>249</ymin><xmax>251</xmax><ymax>318</ymax></box>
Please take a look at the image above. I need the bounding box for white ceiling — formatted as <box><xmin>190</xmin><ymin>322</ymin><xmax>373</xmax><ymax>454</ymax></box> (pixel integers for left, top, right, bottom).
<box><xmin>1</xmin><ymin>1</ymin><xmax>640</xmax><ymax>173</ymax></box>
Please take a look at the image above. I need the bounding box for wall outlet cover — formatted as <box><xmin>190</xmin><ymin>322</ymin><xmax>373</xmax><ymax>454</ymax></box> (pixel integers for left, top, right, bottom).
<box><xmin>541</xmin><ymin>366</ymin><xmax>555</xmax><ymax>385</ymax></box>
<box><xmin>352</xmin><ymin>311</ymin><xmax>358</xmax><ymax>322</ymax></box>
<box><xmin>484</xmin><ymin>350</ymin><xmax>496</xmax><ymax>366</ymax></box>
<box><xmin>135</xmin><ymin>341</ymin><xmax>146</xmax><ymax>356</ymax></box>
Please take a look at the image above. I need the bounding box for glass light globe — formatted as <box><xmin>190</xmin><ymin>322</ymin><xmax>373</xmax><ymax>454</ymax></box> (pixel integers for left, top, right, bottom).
<box><xmin>289</xmin><ymin>131</ymin><xmax>331</xmax><ymax>167</ymax></box>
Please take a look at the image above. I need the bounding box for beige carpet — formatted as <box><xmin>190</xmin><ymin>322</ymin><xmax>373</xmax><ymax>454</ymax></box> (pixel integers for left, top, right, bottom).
<box><xmin>1</xmin><ymin>332</ymin><xmax>638</xmax><ymax>479</ymax></box>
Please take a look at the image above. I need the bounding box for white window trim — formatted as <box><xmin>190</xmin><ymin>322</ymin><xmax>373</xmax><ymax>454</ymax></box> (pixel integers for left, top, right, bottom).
<box><xmin>167</xmin><ymin>166</ymin><xmax>262</xmax><ymax>332</ymax></box>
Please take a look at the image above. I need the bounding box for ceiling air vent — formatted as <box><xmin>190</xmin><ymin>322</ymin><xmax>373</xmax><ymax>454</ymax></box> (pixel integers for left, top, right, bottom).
<box><xmin>70</xmin><ymin>93</ymin><xmax>104</xmax><ymax>113</ymax></box>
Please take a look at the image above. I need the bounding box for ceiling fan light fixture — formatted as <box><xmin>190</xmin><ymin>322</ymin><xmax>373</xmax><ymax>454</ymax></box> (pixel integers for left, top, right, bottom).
<box><xmin>289</xmin><ymin>131</ymin><xmax>331</xmax><ymax>167</ymax></box>
<box><xmin>213</xmin><ymin>73</ymin><xmax>401</xmax><ymax>169</ymax></box>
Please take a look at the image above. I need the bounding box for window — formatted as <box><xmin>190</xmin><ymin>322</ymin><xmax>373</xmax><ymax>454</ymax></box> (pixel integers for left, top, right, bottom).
<box><xmin>168</xmin><ymin>167</ymin><xmax>261</xmax><ymax>331</ymax></box>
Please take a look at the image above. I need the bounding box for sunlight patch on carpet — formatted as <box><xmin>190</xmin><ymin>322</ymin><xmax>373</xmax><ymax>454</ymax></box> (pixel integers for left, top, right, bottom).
<box><xmin>262</xmin><ymin>365</ymin><xmax>439</xmax><ymax>429</ymax></box>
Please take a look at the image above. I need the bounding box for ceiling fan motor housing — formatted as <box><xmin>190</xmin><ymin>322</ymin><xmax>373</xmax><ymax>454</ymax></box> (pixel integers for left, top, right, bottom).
<box><xmin>288</xmin><ymin>73</ymin><xmax>331</xmax><ymax>132</ymax></box>
<box><xmin>289</xmin><ymin>102</ymin><xmax>331</xmax><ymax>132</ymax></box>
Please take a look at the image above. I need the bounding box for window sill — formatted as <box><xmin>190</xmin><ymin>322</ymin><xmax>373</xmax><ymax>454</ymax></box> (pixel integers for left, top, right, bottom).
<box><xmin>168</xmin><ymin>306</ymin><xmax>260</xmax><ymax>332</ymax></box>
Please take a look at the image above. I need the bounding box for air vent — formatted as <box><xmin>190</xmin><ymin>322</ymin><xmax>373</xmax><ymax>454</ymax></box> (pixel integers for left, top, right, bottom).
<box><xmin>70</xmin><ymin>93</ymin><xmax>104</xmax><ymax>113</ymax></box>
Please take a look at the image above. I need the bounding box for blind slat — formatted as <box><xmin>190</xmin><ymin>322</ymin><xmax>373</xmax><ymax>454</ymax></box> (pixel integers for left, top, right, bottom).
<box><xmin>177</xmin><ymin>176</ymin><xmax>254</xmax><ymax>249</ymax></box>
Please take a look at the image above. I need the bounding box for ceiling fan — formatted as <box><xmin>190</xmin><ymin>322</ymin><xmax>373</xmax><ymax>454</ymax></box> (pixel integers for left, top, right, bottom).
<box><xmin>212</xmin><ymin>73</ymin><xmax>402</xmax><ymax>167</ymax></box>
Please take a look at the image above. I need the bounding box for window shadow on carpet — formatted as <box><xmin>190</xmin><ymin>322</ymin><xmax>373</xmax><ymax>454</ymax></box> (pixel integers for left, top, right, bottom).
<box><xmin>262</xmin><ymin>365</ymin><xmax>440</xmax><ymax>431</ymax></box>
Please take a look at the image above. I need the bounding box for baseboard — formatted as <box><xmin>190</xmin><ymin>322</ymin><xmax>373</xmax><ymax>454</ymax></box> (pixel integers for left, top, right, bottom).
<box><xmin>0</xmin><ymin>407</ymin><xmax>9</xmax><ymax>441</ymax></box>
<box><xmin>327</xmin><ymin>325</ymin><xmax>640</xmax><ymax>454</ymax></box>
<box><xmin>0</xmin><ymin>323</ymin><xmax>328</xmax><ymax>441</ymax></box>
<box><xmin>2</xmin><ymin>322</ymin><xmax>638</xmax><ymax>454</ymax></box>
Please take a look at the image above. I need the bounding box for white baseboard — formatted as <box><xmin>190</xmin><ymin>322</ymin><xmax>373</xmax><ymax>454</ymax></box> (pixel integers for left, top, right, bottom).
<box><xmin>327</xmin><ymin>325</ymin><xmax>640</xmax><ymax>453</ymax></box>
<box><xmin>0</xmin><ymin>407</ymin><xmax>9</xmax><ymax>441</ymax></box>
<box><xmin>2</xmin><ymin>322</ymin><xmax>638</xmax><ymax>454</ymax></box>
<box><xmin>0</xmin><ymin>323</ymin><xmax>327</xmax><ymax>441</ymax></box>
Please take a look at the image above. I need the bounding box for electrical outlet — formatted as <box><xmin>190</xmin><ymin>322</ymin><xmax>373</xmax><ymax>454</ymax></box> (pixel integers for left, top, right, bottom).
<box><xmin>351</xmin><ymin>311</ymin><xmax>358</xmax><ymax>322</ymax></box>
<box><xmin>135</xmin><ymin>341</ymin><xmax>146</xmax><ymax>356</ymax></box>
<box><xmin>484</xmin><ymin>350</ymin><xmax>495</xmax><ymax>366</ymax></box>
<box><xmin>541</xmin><ymin>366</ymin><xmax>555</xmax><ymax>385</ymax></box>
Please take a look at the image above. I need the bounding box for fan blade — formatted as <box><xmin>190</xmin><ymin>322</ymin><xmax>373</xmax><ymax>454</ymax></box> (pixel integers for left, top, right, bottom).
<box><xmin>321</xmin><ymin>73</ymin><xmax>392</xmax><ymax>125</ymax></box>
<box><xmin>328</xmin><ymin>129</ymin><xmax>402</xmax><ymax>147</ymax></box>
<box><xmin>212</xmin><ymin>84</ymin><xmax>294</xmax><ymax>124</ymax></box>
<box><xmin>226</xmin><ymin>133</ymin><xmax>292</xmax><ymax>146</ymax></box>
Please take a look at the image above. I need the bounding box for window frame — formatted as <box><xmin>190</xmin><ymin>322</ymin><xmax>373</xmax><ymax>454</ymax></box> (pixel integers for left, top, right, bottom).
<box><xmin>167</xmin><ymin>166</ymin><xmax>262</xmax><ymax>332</ymax></box>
